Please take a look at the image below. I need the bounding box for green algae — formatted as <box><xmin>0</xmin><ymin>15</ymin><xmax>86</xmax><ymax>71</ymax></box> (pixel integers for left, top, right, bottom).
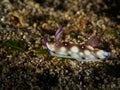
<box><xmin>106</xmin><ymin>29</ymin><xmax>120</xmax><ymax>40</ymax></box>
<box><xmin>3</xmin><ymin>39</ymin><xmax>28</xmax><ymax>52</ymax></box>
<box><xmin>70</xmin><ymin>32</ymin><xmax>84</xmax><ymax>41</ymax></box>
<box><xmin>70</xmin><ymin>32</ymin><xmax>79</xmax><ymax>40</ymax></box>
<box><xmin>103</xmin><ymin>29</ymin><xmax>120</xmax><ymax>48</ymax></box>
<box><xmin>104</xmin><ymin>29</ymin><xmax>120</xmax><ymax>41</ymax></box>
<box><xmin>34</xmin><ymin>48</ymin><xmax>49</xmax><ymax>54</ymax></box>
<box><xmin>98</xmin><ymin>62</ymin><xmax>120</xmax><ymax>77</ymax></box>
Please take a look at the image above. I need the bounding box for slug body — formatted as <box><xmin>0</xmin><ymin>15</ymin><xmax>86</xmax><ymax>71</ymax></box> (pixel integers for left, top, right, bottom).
<box><xmin>44</xmin><ymin>27</ymin><xmax>110</xmax><ymax>61</ymax></box>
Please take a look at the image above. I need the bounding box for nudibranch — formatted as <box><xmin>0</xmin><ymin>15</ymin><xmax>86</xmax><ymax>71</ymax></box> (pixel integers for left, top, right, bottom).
<box><xmin>44</xmin><ymin>27</ymin><xmax>110</xmax><ymax>61</ymax></box>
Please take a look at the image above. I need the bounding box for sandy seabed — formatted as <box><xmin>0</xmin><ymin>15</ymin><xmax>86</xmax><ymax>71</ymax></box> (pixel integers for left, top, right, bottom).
<box><xmin>0</xmin><ymin>0</ymin><xmax>120</xmax><ymax>90</ymax></box>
